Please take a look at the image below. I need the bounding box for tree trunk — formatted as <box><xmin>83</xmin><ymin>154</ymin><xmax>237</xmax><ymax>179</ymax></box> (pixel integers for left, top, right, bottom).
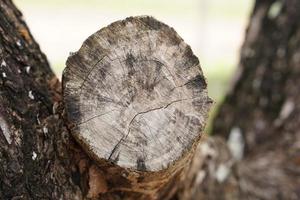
<box><xmin>174</xmin><ymin>0</ymin><xmax>300</xmax><ymax>199</ymax></box>
<box><xmin>0</xmin><ymin>1</ymin><xmax>212</xmax><ymax>199</ymax></box>
<box><xmin>1</xmin><ymin>0</ymin><xmax>300</xmax><ymax>199</ymax></box>
<box><xmin>0</xmin><ymin>0</ymin><xmax>84</xmax><ymax>199</ymax></box>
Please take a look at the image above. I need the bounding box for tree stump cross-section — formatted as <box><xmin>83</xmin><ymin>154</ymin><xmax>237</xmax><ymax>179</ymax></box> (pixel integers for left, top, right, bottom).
<box><xmin>63</xmin><ymin>16</ymin><xmax>211</xmax><ymax>198</ymax></box>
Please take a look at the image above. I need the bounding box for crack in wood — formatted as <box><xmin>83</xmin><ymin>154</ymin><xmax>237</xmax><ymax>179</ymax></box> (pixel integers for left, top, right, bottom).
<box><xmin>63</xmin><ymin>16</ymin><xmax>211</xmax><ymax>173</ymax></box>
<box><xmin>78</xmin><ymin>55</ymin><xmax>106</xmax><ymax>92</ymax></box>
<box><xmin>107</xmin><ymin>96</ymin><xmax>199</xmax><ymax>161</ymax></box>
<box><xmin>76</xmin><ymin>109</ymin><xmax>118</xmax><ymax>126</ymax></box>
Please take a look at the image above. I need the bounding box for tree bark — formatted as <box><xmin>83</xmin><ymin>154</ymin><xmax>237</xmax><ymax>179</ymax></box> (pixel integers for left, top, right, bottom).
<box><xmin>1</xmin><ymin>0</ymin><xmax>300</xmax><ymax>199</ymax></box>
<box><xmin>0</xmin><ymin>0</ymin><xmax>84</xmax><ymax>199</ymax></box>
<box><xmin>173</xmin><ymin>0</ymin><xmax>300</xmax><ymax>199</ymax></box>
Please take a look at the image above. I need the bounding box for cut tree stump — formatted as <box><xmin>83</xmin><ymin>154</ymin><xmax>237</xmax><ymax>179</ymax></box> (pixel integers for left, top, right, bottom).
<box><xmin>63</xmin><ymin>16</ymin><xmax>212</xmax><ymax>199</ymax></box>
<box><xmin>2</xmin><ymin>0</ymin><xmax>299</xmax><ymax>199</ymax></box>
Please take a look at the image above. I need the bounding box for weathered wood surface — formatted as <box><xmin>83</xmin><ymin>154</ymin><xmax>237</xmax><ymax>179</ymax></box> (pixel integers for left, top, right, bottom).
<box><xmin>3</xmin><ymin>0</ymin><xmax>299</xmax><ymax>199</ymax></box>
<box><xmin>63</xmin><ymin>16</ymin><xmax>211</xmax><ymax>171</ymax></box>
<box><xmin>63</xmin><ymin>16</ymin><xmax>212</xmax><ymax>198</ymax></box>
<box><xmin>0</xmin><ymin>1</ymin><xmax>214</xmax><ymax>197</ymax></box>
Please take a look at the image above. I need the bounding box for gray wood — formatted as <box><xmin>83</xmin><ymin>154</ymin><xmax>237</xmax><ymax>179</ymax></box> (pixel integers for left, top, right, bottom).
<box><xmin>63</xmin><ymin>16</ymin><xmax>211</xmax><ymax>173</ymax></box>
<box><xmin>3</xmin><ymin>0</ymin><xmax>299</xmax><ymax>199</ymax></box>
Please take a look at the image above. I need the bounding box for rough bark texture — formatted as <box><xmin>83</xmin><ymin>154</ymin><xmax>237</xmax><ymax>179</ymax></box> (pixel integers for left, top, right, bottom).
<box><xmin>173</xmin><ymin>0</ymin><xmax>300</xmax><ymax>199</ymax></box>
<box><xmin>212</xmin><ymin>1</ymin><xmax>300</xmax><ymax>198</ymax></box>
<box><xmin>0</xmin><ymin>0</ymin><xmax>84</xmax><ymax>199</ymax></box>
<box><xmin>1</xmin><ymin>0</ymin><xmax>300</xmax><ymax>199</ymax></box>
<box><xmin>63</xmin><ymin>16</ymin><xmax>212</xmax><ymax>199</ymax></box>
<box><xmin>0</xmin><ymin>1</ymin><xmax>133</xmax><ymax>200</ymax></box>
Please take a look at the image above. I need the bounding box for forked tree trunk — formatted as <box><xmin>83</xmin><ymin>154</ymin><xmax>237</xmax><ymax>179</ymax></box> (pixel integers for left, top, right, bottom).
<box><xmin>1</xmin><ymin>0</ymin><xmax>300</xmax><ymax>199</ymax></box>
<box><xmin>0</xmin><ymin>1</ymin><xmax>212</xmax><ymax>199</ymax></box>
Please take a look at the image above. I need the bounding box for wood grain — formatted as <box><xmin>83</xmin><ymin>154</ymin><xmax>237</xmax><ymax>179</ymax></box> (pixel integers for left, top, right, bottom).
<box><xmin>63</xmin><ymin>16</ymin><xmax>211</xmax><ymax>174</ymax></box>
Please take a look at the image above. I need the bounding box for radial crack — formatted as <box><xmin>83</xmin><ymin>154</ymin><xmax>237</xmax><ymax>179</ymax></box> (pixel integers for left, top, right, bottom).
<box><xmin>107</xmin><ymin>97</ymin><xmax>198</xmax><ymax>160</ymax></box>
<box><xmin>76</xmin><ymin>109</ymin><xmax>118</xmax><ymax>126</ymax></box>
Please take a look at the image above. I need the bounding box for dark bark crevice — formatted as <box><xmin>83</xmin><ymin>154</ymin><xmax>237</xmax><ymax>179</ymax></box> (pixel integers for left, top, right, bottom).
<box><xmin>1</xmin><ymin>0</ymin><xmax>299</xmax><ymax>199</ymax></box>
<box><xmin>0</xmin><ymin>0</ymin><xmax>85</xmax><ymax>199</ymax></box>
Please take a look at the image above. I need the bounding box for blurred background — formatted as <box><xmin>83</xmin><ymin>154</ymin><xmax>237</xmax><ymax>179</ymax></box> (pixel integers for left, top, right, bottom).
<box><xmin>14</xmin><ymin>0</ymin><xmax>253</xmax><ymax>124</ymax></box>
